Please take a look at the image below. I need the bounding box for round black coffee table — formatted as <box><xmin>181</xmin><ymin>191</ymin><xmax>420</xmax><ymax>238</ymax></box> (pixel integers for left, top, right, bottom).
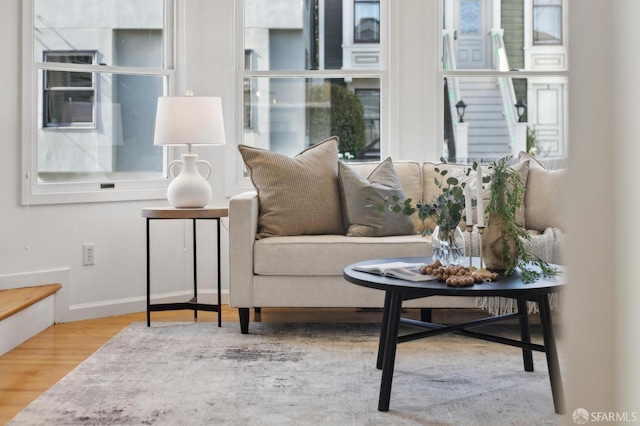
<box><xmin>343</xmin><ymin>256</ymin><xmax>566</xmax><ymax>414</ymax></box>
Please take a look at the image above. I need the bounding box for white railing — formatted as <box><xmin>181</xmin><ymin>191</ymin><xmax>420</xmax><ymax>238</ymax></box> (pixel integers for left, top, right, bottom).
<box><xmin>491</xmin><ymin>29</ymin><xmax>519</xmax><ymax>149</ymax></box>
<box><xmin>443</xmin><ymin>30</ymin><xmax>460</xmax><ymax>145</ymax></box>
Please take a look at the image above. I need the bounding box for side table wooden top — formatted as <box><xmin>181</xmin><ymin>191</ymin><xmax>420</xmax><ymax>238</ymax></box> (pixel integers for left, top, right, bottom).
<box><xmin>141</xmin><ymin>206</ymin><xmax>229</xmax><ymax>219</ymax></box>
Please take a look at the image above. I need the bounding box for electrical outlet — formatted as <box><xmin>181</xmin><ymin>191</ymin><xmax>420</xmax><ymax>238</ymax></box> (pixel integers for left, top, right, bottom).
<box><xmin>83</xmin><ymin>243</ymin><xmax>95</xmax><ymax>265</ymax></box>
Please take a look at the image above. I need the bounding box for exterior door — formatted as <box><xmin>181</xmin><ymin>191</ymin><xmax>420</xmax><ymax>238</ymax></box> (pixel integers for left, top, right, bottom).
<box><xmin>529</xmin><ymin>82</ymin><xmax>566</xmax><ymax>157</ymax></box>
<box><xmin>454</xmin><ymin>0</ymin><xmax>491</xmax><ymax>69</ymax></box>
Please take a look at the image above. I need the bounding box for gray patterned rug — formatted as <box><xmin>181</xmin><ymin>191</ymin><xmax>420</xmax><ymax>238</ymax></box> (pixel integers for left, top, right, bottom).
<box><xmin>10</xmin><ymin>322</ymin><xmax>565</xmax><ymax>425</ymax></box>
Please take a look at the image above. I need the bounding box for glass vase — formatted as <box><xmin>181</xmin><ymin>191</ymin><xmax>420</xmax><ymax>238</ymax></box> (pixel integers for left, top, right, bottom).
<box><xmin>431</xmin><ymin>225</ymin><xmax>466</xmax><ymax>266</ymax></box>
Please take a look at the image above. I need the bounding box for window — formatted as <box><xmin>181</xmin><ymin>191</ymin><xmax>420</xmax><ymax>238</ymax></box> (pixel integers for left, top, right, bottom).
<box><xmin>244</xmin><ymin>50</ymin><xmax>256</xmax><ymax>129</ymax></box>
<box><xmin>354</xmin><ymin>0</ymin><xmax>380</xmax><ymax>43</ymax></box>
<box><xmin>440</xmin><ymin>0</ymin><xmax>568</xmax><ymax>163</ymax></box>
<box><xmin>23</xmin><ymin>0</ymin><xmax>175</xmax><ymax>204</ymax></box>
<box><xmin>43</xmin><ymin>51</ymin><xmax>96</xmax><ymax>128</ymax></box>
<box><xmin>533</xmin><ymin>0</ymin><xmax>562</xmax><ymax>45</ymax></box>
<box><xmin>355</xmin><ymin>89</ymin><xmax>380</xmax><ymax>158</ymax></box>
<box><xmin>238</xmin><ymin>0</ymin><xmax>384</xmax><ymax>185</ymax></box>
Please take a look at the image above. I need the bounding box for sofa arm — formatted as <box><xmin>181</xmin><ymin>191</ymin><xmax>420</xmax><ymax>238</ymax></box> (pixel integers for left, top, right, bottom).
<box><xmin>229</xmin><ymin>190</ymin><xmax>259</xmax><ymax>308</ymax></box>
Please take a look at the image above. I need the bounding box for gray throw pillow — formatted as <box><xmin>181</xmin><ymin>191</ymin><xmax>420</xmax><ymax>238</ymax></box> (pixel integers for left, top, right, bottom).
<box><xmin>239</xmin><ymin>137</ymin><xmax>345</xmax><ymax>238</ymax></box>
<box><xmin>339</xmin><ymin>158</ymin><xmax>416</xmax><ymax>237</ymax></box>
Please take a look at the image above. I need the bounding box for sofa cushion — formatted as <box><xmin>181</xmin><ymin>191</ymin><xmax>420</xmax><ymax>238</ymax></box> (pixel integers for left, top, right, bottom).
<box><xmin>347</xmin><ymin>161</ymin><xmax>423</xmax><ymax>232</ymax></box>
<box><xmin>238</xmin><ymin>137</ymin><xmax>344</xmax><ymax>238</ymax></box>
<box><xmin>253</xmin><ymin>234</ymin><xmax>429</xmax><ymax>276</ymax></box>
<box><xmin>524</xmin><ymin>160</ymin><xmax>567</xmax><ymax>232</ymax></box>
<box><xmin>338</xmin><ymin>158</ymin><xmax>416</xmax><ymax>237</ymax></box>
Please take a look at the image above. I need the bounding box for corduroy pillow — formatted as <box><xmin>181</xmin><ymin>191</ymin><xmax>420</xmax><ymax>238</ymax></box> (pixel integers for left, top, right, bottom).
<box><xmin>338</xmin><ymin>158</ymin><xmax>416</xmax><ymax>237</ymax></box>
<box><xmin>238</xmin><ymin>137</ymin><xmax>344</xmax><ymax>238</ymax></box>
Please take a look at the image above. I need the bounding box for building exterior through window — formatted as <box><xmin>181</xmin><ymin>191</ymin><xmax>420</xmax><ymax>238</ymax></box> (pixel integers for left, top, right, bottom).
<box><xmin>241</xmin><ymin>0</ymin><xmax>382</xmax><ymax>163</ymax></box>
<box><xmin>442</xmin><ymin>0</ymin><xmax>568</xmax><ymax>163</ymax></box>
<box><xmin>43</xmin><ymin>51</ymin><xmax>96</xmax><ymax>128</ymax></box>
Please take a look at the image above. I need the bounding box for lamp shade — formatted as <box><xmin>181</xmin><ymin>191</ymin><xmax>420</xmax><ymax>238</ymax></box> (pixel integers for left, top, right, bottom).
<box><xmin>154</xmin><ymin>96</ymin><xmax>226</xmax><ymax>146</ymax></box>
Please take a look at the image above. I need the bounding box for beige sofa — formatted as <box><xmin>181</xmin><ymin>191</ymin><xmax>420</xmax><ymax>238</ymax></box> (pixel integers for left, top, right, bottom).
<box><xmin>229</xmin><ymin>146</ymin><xmax>566</xmax><ymax>333</ymax></box>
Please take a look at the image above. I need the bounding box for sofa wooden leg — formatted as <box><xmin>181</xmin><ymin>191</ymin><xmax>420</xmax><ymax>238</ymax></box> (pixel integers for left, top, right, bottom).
<box><xmin>420</xmin><ymin>308</ymin><xmax>432</xmax><ymax>323</ymax></box>
<box><xmin>239</xmin><ymin>308</ymin><xmax>250</xmax><ymax>334</ymax></box>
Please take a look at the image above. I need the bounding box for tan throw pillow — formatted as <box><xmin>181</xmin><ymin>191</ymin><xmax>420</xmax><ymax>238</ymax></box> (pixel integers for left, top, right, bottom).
<box><xmin>338</xmin><ymin>158</ymin><xmax>416</xmax><ymax>237</ymax></box>
<box><xmin>524</xmin><ymin>160</ymin><xmax>567</xmax><ymax>232</ymax></box>
<box><xmin>239</xmin><ymin>137</ymin><xmax>344</xmax><ymax>238</ymax></box>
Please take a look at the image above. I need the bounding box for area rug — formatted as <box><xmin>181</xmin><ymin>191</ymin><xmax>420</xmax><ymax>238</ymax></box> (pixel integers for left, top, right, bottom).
<box><xmin>10</xmin><ymin>322</ymin><xmax>564</xmax><ymax>425</ymax></box>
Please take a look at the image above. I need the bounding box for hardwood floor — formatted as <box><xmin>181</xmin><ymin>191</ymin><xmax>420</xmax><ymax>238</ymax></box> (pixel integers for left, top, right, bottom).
<box><xmin>0</xmin><ymin>305</ymin><xmax>536</xmax><ymax>423</ymax></box>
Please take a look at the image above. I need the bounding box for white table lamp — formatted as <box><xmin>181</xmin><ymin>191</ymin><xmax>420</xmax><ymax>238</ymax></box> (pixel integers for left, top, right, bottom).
<box><xmin>154</xmin><ymin>93</ymin><xmax>226</xmax><ymax>208</ymax></box>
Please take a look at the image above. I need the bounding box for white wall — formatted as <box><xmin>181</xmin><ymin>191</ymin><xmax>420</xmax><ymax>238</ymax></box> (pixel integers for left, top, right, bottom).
<box><xmin>565</xmin><ymin>0</ymin><xmax>640</xmax><ymax>418</ymax></box>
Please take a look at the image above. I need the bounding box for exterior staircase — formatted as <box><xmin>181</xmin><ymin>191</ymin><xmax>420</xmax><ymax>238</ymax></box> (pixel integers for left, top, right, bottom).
<box><xmin>458</xmin><ymin>76</ymin><xmax>512</xmax><ymax>161</ymax></box>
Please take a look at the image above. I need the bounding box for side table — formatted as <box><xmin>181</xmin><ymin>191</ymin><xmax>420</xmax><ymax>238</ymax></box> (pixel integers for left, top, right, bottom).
<box><xmin>142</xmin><ymin>207</ymin><xmax>228</xmax><ymax>327</ymax></box>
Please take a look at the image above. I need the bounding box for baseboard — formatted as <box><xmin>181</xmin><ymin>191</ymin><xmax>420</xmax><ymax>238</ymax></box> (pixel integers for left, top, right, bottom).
<box><xmin>65</xmin><ymin>289</ymin><xmax>230</xmax><ymax>323</ymax></box>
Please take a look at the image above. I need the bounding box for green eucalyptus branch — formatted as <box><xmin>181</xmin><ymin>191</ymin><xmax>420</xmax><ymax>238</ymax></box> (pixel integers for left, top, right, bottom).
<box><xmin>373</xmin><ymin>163</ymin><xmax>481</xmax><ymax>237</ymax></box>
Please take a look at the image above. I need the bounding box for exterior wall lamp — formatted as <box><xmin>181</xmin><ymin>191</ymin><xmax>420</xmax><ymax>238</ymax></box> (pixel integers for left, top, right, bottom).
<box><xmin>455</xmin><ymin>100</ymin><xmax>467</xmax><ymax>123</ymax></box>
<box><xmin>515</xmin><ymin>99</ymin><xmax>527</xmax><ymax>122</ymax></box>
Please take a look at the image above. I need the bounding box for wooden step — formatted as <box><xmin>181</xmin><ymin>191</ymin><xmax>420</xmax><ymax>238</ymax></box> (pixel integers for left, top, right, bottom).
<box><xmin>0</xmin><ymin>284</ymin><xmax>61</xmax><ymax>321</ymax></box>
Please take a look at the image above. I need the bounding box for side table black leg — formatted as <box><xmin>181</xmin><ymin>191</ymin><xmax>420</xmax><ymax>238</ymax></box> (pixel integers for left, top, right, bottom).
<box><xmin>216</xmin><ymin>218</ymin><xmax>222</xmax><ymax>327</ymax></box>
<box><xmin>377</xmin><ymin>291</ymin><xmax>392</xmax><ymax>369</ymax></box>
<box><xmin>538</xmin><ymin>294</ymin><xmax>565</xmax><ymax>414</ymax></box>
<box><xmin>192</xmin><ymin>219</ymin><xmax>198</xmax><ymax>320</ymax></box>
<box><xmin>517</xmin><ymin>298</ymin><xmax>534</xmax><ymax>371</ymax></box>
<box><xmin>146</xmin><ymin>218</ymin><xmax>151</xmax><ymax>327</ymax></box>
<box><xmin>379</xmin><ymin>291</ymin><xmax>403</xmax><ymax>412</ymax></box>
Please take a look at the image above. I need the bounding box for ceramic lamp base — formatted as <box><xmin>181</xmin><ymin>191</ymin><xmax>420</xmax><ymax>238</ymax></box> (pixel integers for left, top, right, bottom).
<box><xmin>167</xmin><ymin>154</ymin><xmax>212</xmax><ymax>208</ymax></box>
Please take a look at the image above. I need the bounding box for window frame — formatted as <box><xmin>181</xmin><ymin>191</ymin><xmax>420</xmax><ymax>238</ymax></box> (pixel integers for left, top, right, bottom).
<box><xmin>43</xmin><ymin>50</ymin><xmax>98</xmax><ymax>129</ymax></box>
<box><xmin>532</xmin><ymin>0</ymin><xmax>563</xmax><ymax>46</ymax></box>
<box><xmin>231</xmin><ymin>0</ymin><xmax>388</xmax><ymax>192</ymax></box>
<box><xmin>354</xmin><ymin>0</ymin><xmax>381</xmax><ymax>44</ymax></box>
<box><xmin>21</xmin><ymin>0</ymin><xmax>181</xmax><ymax>205</ymax></box>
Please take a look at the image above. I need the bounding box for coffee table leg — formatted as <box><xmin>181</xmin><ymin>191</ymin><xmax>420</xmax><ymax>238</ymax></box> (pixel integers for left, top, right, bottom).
<box><xmin>537</xmin><ymin>294</ymin><xmax>566</xmax><ymax>414</ymax></box>
<box><xmin>517</xmin><ymin>299</ymin><xmax>534</xmax><ymax>372</ymax></box>
<box><xmin>377</xmin><ymin>291</ymin><xmax>392</xmax><ymax>370</ymax></box>
<box><xmin>379</xmin><ymin>291</ymin><xmax>403</xmax><ymax>412</ymax></box>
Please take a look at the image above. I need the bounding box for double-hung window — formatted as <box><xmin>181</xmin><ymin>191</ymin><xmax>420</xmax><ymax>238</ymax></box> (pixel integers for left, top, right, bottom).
<box><xmin>236</xmin><ymin>0</ymin><xmax>385</xmax><ymax>187</ymax></box>
<box><xmin>440</xmin><ymin>0</ymin><xmax>568</xmax><ymax>163</ymax></box>
<box><xmin>22</xmin><ymin>0</ymin><xmax>176</xmax><ymax>204</ymax></box>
